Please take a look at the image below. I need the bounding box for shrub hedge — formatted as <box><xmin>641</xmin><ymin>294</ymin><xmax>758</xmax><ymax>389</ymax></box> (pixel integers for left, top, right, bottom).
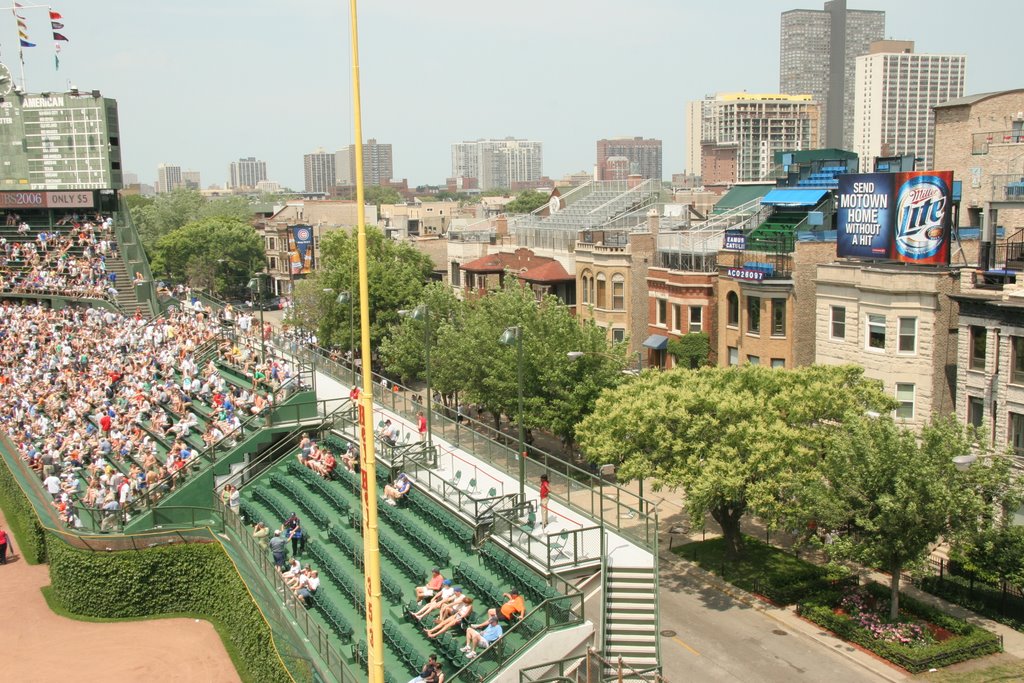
<box><xmin>47</xmin><ymin>538</ymin><xmax>290</xmax><ymax>683</ymax></box>
<box><xmin>0</xmin><ymin>451</ymin><xmax>48</xmax><ymax>563</ymax></box>
<box><xmin>797</xmin><ymin>582</ymin><xmax>1002</xmax><ymax>673</ymax></box>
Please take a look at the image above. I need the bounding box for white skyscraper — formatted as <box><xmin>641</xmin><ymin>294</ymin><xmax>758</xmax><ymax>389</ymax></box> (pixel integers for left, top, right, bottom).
<box><xmin>156</xmin><ymin>163</ymin><xmax>182</xmax><ymax>194</ymax></box>
<box><xmin>853</xmin><ymin>41</ymin><xmax>966</xmax><ymax>170</ymax></box>
<box><xmin>685</xmin><ymin>100</ymin><xmax>703</xmax><ymax>177</ymax></box>
<box><xmin>450</xmin><ymin>138</ymin><xmax>543</xmax><ymax>190</ymax></box>
<box><xmin>229</xmin><ymin>157</ymin><xmax>268</xmax><ymax>190</ymax></box>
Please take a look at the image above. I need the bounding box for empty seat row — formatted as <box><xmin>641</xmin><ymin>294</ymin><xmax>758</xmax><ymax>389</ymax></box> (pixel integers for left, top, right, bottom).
<box><xmin>269</xmin><ymin>472</ymin><xmax>332</xmax><ymax>529</ymax></box>
<box><xmin>375</xmin><ymin>492</ymin><xmax>451</xmax><ymax>568</ymax></box>
<box><xmin>286</xmin><ymin>460</ymin><xmax>351</xmax><ymax>516</ymax></box>
<box><xmin>306</xmin><ymin>540</ymin><xmax>365</xmax><ymax>617</ymax></box>
<box><xmin>406</xmin><ymin>491</ymin><xmax>474</xmax><ymax>550</ymax></box>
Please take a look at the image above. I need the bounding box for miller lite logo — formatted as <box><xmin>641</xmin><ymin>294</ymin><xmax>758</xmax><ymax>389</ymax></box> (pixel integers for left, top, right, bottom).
<box><xmin>894</xmin><ymin>175</ymin><xmax>948</xmax><ymax>261</ymax></box>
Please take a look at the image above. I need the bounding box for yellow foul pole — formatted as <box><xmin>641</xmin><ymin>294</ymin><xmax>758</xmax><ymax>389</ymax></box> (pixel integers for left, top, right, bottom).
<box><xmin>348</xmin><ymin>0</ymin><xmax>385</xmax><ymax>680</ymax></box>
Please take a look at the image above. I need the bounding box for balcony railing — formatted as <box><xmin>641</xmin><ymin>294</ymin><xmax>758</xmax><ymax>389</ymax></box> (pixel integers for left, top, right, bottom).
<box><xmin>973</xmin><ymin>130</ymin><xmax>1024</xmax><ymax>154</ymax></box>
<box><xmin>991</xmin><ymin>174</ymin><xmax>1024</xmax><ymax>202</ymax></box>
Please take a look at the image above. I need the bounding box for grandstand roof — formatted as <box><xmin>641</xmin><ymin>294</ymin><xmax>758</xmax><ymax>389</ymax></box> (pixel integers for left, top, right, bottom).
<box><xmin>713</xmin><ymin>184</ymin><xmax>773</xmax><ymax>212</ymax></box>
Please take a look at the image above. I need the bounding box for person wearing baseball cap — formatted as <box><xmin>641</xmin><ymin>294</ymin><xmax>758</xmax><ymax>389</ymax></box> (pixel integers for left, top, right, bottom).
<box><xmin>416</xmin><ymin>567</ymin><xmax>445</xmax><ymax>603</ymax></box>
<box><xmin>462</xmin><ymin>614</ymin><xmax>503</xmax><ymax>659</ymax></box>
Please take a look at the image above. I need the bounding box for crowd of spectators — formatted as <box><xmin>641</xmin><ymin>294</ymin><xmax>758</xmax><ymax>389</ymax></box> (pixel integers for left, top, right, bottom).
<box><xmin>0</xmin><ymin>213</ymin><xmax>125</xmax><ymax>301</ymax></box>
<box><xmin>409</xmin><ymin>566</ymin><xmax>522</xmax><ymax>660</ymax></box>
<box><xmin>0</xmin><ymin>300</ymin><xmax>293</xmax><ymax>529</ymax></box>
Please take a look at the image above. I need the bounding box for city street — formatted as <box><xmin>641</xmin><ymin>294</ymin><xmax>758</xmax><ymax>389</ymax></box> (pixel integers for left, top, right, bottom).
<box><xmin>656</xmin><ymin>562</ymin><xmax>898</xmax><ymax>682</ymax></box>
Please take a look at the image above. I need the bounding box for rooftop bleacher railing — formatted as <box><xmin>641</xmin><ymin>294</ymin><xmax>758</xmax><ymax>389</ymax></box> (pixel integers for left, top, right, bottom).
<box><xmin>277</xmin><ymin>341</ymin><xmax>659</xmax><ymax>553</ymax></box>
<box><xmin>973</xmin><ymin>130</ymin><xmax>1024</xmax><ymax>155</ymax></box>
<box><xmin>992</xmin><ymin>173</ymin><xmax>1024</xmax><ymax>201</ymax></box>
<box><xmin>519</xmin><ymin>647</ymin><xmax>664</xmax><ymax>683</ymax></box>
<box><xmin>447</xmin><ymin>586</ymin><xmax>585</xmax><ymax>682</ymax></box>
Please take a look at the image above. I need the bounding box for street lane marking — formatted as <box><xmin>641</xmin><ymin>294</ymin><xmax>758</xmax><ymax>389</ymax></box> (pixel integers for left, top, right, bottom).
<box><xmin>673</xmin><ymin>636</ymin><xmax>701</xmax><ymax>656</ymax></box>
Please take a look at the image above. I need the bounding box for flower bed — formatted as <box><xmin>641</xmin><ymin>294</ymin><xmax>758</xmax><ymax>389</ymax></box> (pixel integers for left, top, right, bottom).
<box><xmin>797</xmin><ymin>583</ymin><xmax>1002</xmax><ymax>673</ymax></box>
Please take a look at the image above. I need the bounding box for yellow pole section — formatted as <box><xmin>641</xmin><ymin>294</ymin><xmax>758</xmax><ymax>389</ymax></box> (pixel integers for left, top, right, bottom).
<box><xmin>348</xmin><ymin>0</ymin><xmax>385</xmax><ymax>680</ymax></box>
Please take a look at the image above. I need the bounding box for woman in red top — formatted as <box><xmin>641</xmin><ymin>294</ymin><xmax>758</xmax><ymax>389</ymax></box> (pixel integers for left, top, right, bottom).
<box><xmin>418</xmin><ymin>411</ymin><xmax>427</xmax><ymax>441</ymax></box>
<box><xmin>539</xmin><ymin>475</ymin><xmax>550</xmax><ymax>527</ymax></box>
<box><xmin>0</xmin><ymin>526</ymin><xmax>12</xmax><ymax>564</ymax></box>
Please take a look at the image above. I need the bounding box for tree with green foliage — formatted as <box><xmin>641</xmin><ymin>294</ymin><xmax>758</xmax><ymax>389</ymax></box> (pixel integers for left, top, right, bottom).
<box><xmin>149</xmin><ymin>217</ymin><xmax>264</xmax><ymax>295</ymax></box>
<box><xmin>810</xmin><ymin>415</ymin><xmax>1021</xmax><ymax>620</ymax></box>
<box><xmin>954</xmin><ymin>525</ymin><xmax>1024</xmax><ymax>592</ymax></box>
<box><xmin>298</xmin><ymin>227</ymin><xmax>434</xmax><ymax>349</ymax></box>
<box><xmin>128</xmin><ymin>189</ymin><xmax>255</xmax><ymax>254</ymax></box>
<box><xmin>339</xmin><ymin>185</ymin><xmax>403</xmax><ymax>207</ymax></box>
<box><xmin>666</xmin><ymin>332</ymin><xmax>710</xmax><ymax>369</ymax></box>
<box><xmin>576</xmin><ymin>364</ymin><xmax>894</xmax><ymax>559</ymax></box>
<box><xmin>429</xmin><ymin>279</ymin><xmax>627</xmax><ymax>444</ymax></box>
<box><xmin>504</xmin><ymin>190</ymin><xmax>549</xmax><ymax>214</ymax></box>
<box><xmin>378</xmin><ymin>282</ymin><xmax>462</xmax><ymax>384</ymax></box>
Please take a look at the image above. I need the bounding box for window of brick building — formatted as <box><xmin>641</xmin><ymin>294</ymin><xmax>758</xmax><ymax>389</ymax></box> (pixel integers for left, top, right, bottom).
<box><xmin>830</xmin><ymin>306</ymin><xmax>846</xmax><ymax>340</ymax></box>
<box><xmin>970</xmin><ymin>326</ymin><xmax>987</xmax><ymax>370</ymax></box>
<box><xmin>747</xmin><ymin>296</ymin><xmax>761</xmax><ymax>334</ymax></box>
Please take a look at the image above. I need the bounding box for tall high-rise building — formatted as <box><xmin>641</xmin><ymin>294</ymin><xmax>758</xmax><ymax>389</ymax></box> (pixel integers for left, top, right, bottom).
<box><xmin>596</xmin><ymin>137</ymin><xmax>663</xmax><ymax>180</ymax></box>
<box><xmin>303</xmin><ymin>148</ymin><xmax>336</xmax><ymax>195</ymax></box>
<box><xmin>685</xmin><ymin>101</ymin><xmax>703</xmax><ymax>177</ymax></box>
<box><xmin>336</xmin><ymin>139</ymin><xmax>394</xmax><ymax>187</ymax></box>
<box><xmin>182</xmin><ymin>170</ymin><xmax>201</xmax><ymax>190</ymax></box>
<box><xmin>156</xmin><ymin>163</ymin><xmax>182</xmax><ymax>194</ymax></box>
<box><xmin>853</xmin><ymin>41</ymin><xmax>966</xmax><ymax>170</ymax></box>
<box><xmin>229</xmin><ymin>157</ymin><xmax>268</xmax><ymax>190</ymax></box>
<box><xmin>780</xmin><ymin>0</ymin><xmax>884</xmax><ymax>149</ymax></box>
<box><xmin>695</xmin><ymin>93</ymin><xmax>821</xmax><ymax>185</ymax></box>
<box><xmin>450</xmin><ymin>138</ymin><xmax>543</xmax><ymax>191</ymax></box>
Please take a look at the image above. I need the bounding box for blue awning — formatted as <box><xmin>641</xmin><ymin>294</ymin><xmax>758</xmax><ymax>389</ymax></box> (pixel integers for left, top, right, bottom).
<box><xmin>760</xmin><ymin>188</ymin><xmax>828</xmax><ymax>207</ymax></box>
<box><xmin>642</xmin><ymin>334</ymin><xmax>669</xmax><ymax>350</ymax></box>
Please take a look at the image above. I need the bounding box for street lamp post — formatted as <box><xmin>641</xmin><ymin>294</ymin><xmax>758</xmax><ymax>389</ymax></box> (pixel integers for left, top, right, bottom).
<box><xmin>339</xmin><ymin>291</ymin><xmax>356</xmax><ymax>385</ymax></box>
<box><xmin>248</xmin><ymin>276</ymin><xmax>266</xmax><ymax>363</ymax></box>
<box><xmin>500</xmin><ymin>326</ymin><xmax>526</xmax><ymax>501</ymax></box>
<box><xmin>399</xmin><ymin>304</ymin><xmax>432</xmax><ymax>448</ymax></box>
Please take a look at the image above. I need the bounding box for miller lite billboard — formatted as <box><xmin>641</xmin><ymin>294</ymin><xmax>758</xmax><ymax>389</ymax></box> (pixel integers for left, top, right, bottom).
<box><xmin>837</xmin><ymin>171</ymin><xmax>953</xmax><ymax>265</ymax></box>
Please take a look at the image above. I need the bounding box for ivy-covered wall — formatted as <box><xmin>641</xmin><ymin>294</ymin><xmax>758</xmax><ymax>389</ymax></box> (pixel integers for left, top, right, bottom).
<box><xmin>0</xmin><ymin>450</ymin><xmax>48</xmax><ymax>563</ymax></box>
<box><xmin>48</xmin><ymin>539</ymin><xmax>290</xmax><ymax>683</ymax></box>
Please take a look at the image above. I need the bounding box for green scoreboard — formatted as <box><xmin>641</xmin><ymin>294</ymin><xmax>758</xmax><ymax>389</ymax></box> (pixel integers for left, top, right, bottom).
<box><xmin>0</xmin><ymin>84</ymin><xmax>123</xmax><ymax>191</ymax></box>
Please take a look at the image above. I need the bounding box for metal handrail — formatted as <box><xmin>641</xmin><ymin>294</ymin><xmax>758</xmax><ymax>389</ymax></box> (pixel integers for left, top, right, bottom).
<box><xmin>448</xmin><ymin>589</ymin><xmax>585</xmax><ymax>682</ymax></box>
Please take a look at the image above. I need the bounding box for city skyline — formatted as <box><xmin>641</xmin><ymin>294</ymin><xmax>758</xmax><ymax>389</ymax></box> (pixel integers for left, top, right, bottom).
<box><xmin>0</xmin><ymin>0</ymin><xmax>1018</xmax><ymax>189</ymax></box>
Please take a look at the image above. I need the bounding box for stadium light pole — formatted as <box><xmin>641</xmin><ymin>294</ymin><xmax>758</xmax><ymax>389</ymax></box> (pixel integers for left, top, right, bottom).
<box><xmin>499</xmin><ymin>326</ymin><xmax>526</xmax><ymax>501</ymax></box>
<box><xmin>247</xmin><ymin>276</ymin><xmax>266</xmax><ymax>363</ymax></box>
<box><xmin>335</xmin><ymin>288</ymin><xmax>356</xmax><ymax>385</ymax></box>
<box><xmin>399</xmin><ymin>304</ymin><xmax>432</xmax><ymax>448</ymax></box>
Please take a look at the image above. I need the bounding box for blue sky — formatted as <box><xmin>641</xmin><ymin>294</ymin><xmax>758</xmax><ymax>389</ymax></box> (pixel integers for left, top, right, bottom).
<box><xmin>0</xmin><ymin>1</ymin><xmax>1017</xmax><ymax>189</ymax></box>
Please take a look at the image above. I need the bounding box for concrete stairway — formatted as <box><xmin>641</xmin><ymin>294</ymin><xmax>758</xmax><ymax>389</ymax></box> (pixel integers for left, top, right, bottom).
<box><xmin>603</xmin><ymin>565</ymin><xmax>659</xmax><ymax>671</ymax></box>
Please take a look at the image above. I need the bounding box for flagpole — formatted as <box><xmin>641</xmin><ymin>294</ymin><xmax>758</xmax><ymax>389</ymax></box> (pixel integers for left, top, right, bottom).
<box><xmin>347</xmin><ymin>0</ymin><xmax>385</xmax><ymax>681</ymax></box>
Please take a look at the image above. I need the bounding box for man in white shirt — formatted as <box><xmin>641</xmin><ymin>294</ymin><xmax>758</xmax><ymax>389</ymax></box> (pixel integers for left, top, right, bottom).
<box><xmin>297</xmin><ymin>570</ymin><xmax>319</xmax><ymax>605</ymax></box>
<box><xmin>43</xmin><ymin>473</ymin><xmax>62</xmax><ymax>499</ymax></box>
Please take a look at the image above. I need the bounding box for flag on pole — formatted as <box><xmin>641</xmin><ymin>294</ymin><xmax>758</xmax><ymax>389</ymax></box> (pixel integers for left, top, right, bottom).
<box><xmin>19</xmin><ymin>40</ymin><xmax>35</xmax><ymax>48</ymax></box>
<box><xmin>48</xmin><ymin>8</ymin><xmax>67</xmax><ymax>71</ymax></box>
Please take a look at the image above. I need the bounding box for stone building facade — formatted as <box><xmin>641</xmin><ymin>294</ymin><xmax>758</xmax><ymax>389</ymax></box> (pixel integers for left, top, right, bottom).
<box><xmin>576</xmin><ymin>227</ymin><xmax>655</xmax><ymax>354</ymax></box>
<box><xmin>815</xmin><ymin>263</ymin><xmax>961</xmax><ymax>430</ymax></box>
<box><xmin>952</xmin><ymin>290</ymin><xmax>1024</xmax><ymax>470</ymax></box>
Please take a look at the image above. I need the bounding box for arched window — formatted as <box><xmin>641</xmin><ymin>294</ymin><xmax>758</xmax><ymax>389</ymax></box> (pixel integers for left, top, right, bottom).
<box><xmin>727</xmin><ymin>291</ymin><xmax>739</xmax><ymax>327</ymax></box>
<box><xmin>611</xmin><ymin>274</ymin><xmax>625</xmax><ymax>310</ymax></box>
<box><xmin>581</xmin><ymin>270</ymin><xmax>592</xmax><ymax>305</ymax></box>
<box><xmin>595</xmin><ymin>273</ymin><xmax>607</xmax><ymax>309</ymax></box>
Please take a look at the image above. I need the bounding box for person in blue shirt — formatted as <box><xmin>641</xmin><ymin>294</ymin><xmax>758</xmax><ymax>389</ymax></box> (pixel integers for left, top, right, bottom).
<box><xmin>462</xmin><ymin>615</ymin><xmax>503</xmax><ymax>659</ymax></box>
